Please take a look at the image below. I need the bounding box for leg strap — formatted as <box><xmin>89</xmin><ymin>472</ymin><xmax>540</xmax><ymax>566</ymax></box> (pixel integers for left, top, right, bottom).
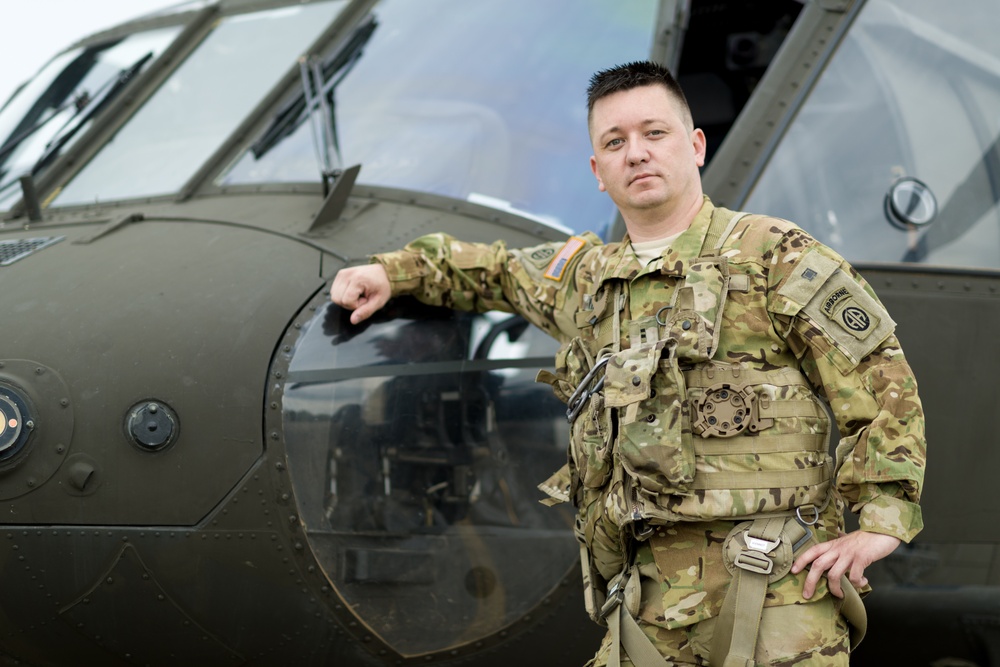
<box><xmin>710</xmin><ymin>516</ymin><xmax>810</xmax><ymax>667</ymax></box>
<box><xmin>603</xmin><ymin>566</ymin><xmax>670</xmax><ymax>667</ymax></box>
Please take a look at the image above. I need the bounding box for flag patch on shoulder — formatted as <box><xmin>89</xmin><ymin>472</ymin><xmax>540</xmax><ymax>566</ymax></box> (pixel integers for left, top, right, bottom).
<box><xmin>544</xmin><ymin>236</ymin><xmax>586</xmax><ymax>281</ymax></box>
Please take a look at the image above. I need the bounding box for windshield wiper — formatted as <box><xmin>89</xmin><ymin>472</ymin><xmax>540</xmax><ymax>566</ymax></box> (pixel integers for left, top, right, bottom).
<box><xmin>0</xmin><ymin>51</ymin><xmax>153</xmax><ymax>197</ymax></box>
<box><xmin>252</xmin><ymin>16</ymin><xmax>377</xmax><ymax>161</ymax></box>
<box><xmin>33</xmin><ymin>51</ymin><xmax>153</xmax><ymax>173</ymax></box>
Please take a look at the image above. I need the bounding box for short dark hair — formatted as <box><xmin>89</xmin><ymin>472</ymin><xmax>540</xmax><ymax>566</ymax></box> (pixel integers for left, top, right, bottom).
<box><xmin>587</xmin><ymin>61</ymin><xmax>692</xmax><ymax>128</ymax></box>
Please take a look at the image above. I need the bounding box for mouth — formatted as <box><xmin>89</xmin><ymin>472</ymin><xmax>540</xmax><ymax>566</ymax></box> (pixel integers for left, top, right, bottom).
<box><xmin>630</xmin><ymin>173</ymin><xmax>656</xmax><ymax>186</ymax></box>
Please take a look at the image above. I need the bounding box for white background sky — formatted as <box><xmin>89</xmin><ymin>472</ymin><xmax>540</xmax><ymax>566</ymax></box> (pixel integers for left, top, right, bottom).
<box><xmin>0</xmin><ymin>0</ymin><xmax>179</xmax><ymax>106</ymax></box>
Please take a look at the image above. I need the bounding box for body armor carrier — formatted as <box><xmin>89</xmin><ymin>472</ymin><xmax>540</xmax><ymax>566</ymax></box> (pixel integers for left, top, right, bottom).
<box><xmin>554</xmin><ymin>209</ymin><xmax>833</xmax><ymax>535</ymax></box>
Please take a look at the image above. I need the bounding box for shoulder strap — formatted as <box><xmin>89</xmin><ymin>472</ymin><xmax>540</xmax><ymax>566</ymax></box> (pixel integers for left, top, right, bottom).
<box><xmin>702</xmin><ymin>208</ymin><xmax>750</xmax><ymax>257</ymax></box>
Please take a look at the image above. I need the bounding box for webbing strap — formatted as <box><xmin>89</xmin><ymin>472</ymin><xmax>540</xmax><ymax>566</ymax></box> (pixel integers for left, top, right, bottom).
<box><xmin>693</xmin><ymin>432</ymin><xmax>828</xmax><ymax>456</ymax></box>
<box><xmin>690</xmin><ymin>463</ymin><xmax>830</xmax><ymax>490</ymax></box>
<box><xmin>703</xmin><ymin>209</ymin><xmax>749</xmax><ymax>256</ymax></box>
<box><xmin>612</xmin><ymin>283</ymin><xmax>622</xmax><ymax>355</ymax></box>
<box><xmin>682</xmin><ymin>365</ymin><xmax>808</xmax><ymax>389</ymax></box>
<box><xmin>757</xmin><ymin>399</ymin><xmax>824</xmax><ymax>419</ymax></box>
<box><xmin>605</xmin><ymin>584</ymin><xmax>670</xmax><ymax>667</ymax></box>
<box><xmin>709</xmin><ymin>517</ymin><xmax>796</xmax><ymax>667</ymax></box>
<box><xmin>840</xmin><ymin>573</ymin><xmax>868</xmax><ymax>649</ymax></box>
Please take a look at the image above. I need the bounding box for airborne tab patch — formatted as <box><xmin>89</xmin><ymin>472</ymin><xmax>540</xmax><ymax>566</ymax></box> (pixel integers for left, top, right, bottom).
<box><xmin>801</xmin><ymin>268</ymin><xmax>896</xmax><ymax>368</ymax></box>
<box><xmin>544</xmin><ymin>236</ymin><xmax>586</xmax><ymax>281</ymax></box>
<box><xmin>819</xmin><ymin>285</ymin><xmax>880</xmax><ymax>340</ymax></box>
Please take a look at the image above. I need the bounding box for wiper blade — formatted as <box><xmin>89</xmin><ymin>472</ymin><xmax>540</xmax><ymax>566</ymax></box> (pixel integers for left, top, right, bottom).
<box><xmin>0</xmin><ymin>51</ymin><xmax>153</xmax><ymax>198</ymax></box>
<box><xmin>252</xmin><ymin>16</ymin><xmax>377</xmax><ymax>159</ymax></box>
<box><xmin>32</xmin><ymin>51</ymin><xmax>153</xmax><ymax>173</ymax></box>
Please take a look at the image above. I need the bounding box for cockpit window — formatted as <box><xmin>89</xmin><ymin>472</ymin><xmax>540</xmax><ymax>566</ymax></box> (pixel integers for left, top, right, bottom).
<box><xmin>746</xmin><ymin>0</ymin><xmax>1000</xmax><ymax>270</ymax></box>
<box><xmin>219</xmin><ymin>0</ymin><xmax>659</xmax><ymax>236</ymax></box>
<box><xmin>0</xmin><ymin>27</ymin><xmax>179</xmax><ymax>211</ymax></box>
<box><xmin>281</xmin><ymin>299</ymin><xmax>575</xmax><ymax>656</ymax></box>
<box><xmin>54</xmin><ymin>1</ymin><xmax>349</xmax><ymax>206</ymax></box>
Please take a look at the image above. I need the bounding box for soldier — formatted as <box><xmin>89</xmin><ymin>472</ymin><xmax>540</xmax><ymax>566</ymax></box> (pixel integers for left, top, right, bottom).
<box><xmin>330</xmin><ymin>61</ymin><xmax>925</xmax><ymax>666</ymax></box>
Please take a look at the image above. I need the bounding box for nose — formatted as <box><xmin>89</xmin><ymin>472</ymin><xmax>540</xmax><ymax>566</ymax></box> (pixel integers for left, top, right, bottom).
<box><xmin>626</xmin><ymin>138</ymin><xmax>649</xmax><ymax>165</ymax></box>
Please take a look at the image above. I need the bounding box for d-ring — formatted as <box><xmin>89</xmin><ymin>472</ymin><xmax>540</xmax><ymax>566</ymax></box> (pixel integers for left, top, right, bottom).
<box><xmin>655</xmin><ymin>305</ymin><xmax>671</xmax><ymax>326</ymax></box>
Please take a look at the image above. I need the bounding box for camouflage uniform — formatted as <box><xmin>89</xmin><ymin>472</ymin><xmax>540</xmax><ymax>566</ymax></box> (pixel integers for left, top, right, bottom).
<box><xmin>371</xmin><ymin>197</ymin><xmax>925</xmax><ymax>665</ymax></box>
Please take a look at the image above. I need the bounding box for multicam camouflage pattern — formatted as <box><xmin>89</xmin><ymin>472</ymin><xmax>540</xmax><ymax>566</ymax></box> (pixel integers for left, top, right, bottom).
<box><xmin>589</xmin><ymin>573</ymin><xmax>851</xmax><ymax>666</ymax></box>
<box><xmin>372</xmin><ymin>196</ymin><xmax>926</xmax><ymax>631</ymax></box>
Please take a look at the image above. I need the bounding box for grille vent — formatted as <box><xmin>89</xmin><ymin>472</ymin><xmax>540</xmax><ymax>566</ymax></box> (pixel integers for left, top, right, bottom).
<box><xmin>0</xmin><ymin>236</ymin><xmax>64</xmax><ymax>266</ymax></box>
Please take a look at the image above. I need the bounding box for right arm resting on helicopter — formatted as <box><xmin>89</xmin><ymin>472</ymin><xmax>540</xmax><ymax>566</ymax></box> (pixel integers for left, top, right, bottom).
<box><xmin>329</xmin><ymin>264</ymin><xmax>392</xmax><ymax>324</ymax></box>
<box><xmin>330</xmin><ymin>232</ymin><xmax>602</xmax><ymax>339</ymax></box>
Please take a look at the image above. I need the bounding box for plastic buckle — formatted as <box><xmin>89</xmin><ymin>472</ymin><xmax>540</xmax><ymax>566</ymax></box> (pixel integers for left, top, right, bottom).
<box><xmin>733</xmin><ymin>550</ymin><xmax>774</xmax><ymax>575</ymax></box>
<box><xmin>566</xmin><ymin>356</ymin><xmax>610</xmax><ymax>423</ymax></box>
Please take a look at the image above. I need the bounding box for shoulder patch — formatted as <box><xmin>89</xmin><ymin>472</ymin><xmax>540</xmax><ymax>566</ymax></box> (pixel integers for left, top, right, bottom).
<box><xmin>522</xmin><ymin>245</ymin><xmax>557</xmax><ymax>268</ymax></box>
<box><xmin>544</xmin><ymin>236</ymin><xmax>587</xmax><ymax>281</ymax></box>
<box><xmin>801</xmin><ymin>269</ymin><xmax>896</xmax><ymax>366</ymax></box>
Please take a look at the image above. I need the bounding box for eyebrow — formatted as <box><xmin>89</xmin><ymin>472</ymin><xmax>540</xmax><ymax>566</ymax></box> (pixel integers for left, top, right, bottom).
<box><xmin>598</xmin><ymin>118</ymin><xmax>665</xmax><ymax>144</ymax></box>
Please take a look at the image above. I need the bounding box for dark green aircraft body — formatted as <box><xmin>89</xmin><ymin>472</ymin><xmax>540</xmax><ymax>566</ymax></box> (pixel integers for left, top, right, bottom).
<box><xmin>0</xmin><ymin>0</ymin><xmax>996</xmax><ymax>665</ymax></box>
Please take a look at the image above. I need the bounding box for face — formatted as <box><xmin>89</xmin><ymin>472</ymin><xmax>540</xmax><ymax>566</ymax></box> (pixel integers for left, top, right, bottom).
<box><xmin>589</xmin><ymin>84</ymin><xmax>706</xmax><ymax>222</ymax></box>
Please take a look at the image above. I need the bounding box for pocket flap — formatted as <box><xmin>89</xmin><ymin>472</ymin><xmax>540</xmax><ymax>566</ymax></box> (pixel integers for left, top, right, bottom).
<box><xmin>603</xmin><ymin>342</ymin><xmax>665</xmax><ymax>408</ymax></box>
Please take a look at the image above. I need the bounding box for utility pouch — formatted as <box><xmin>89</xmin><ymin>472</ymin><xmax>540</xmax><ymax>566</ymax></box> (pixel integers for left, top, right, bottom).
<box><xmin>575</xmin><ymin>513</ymin><xmax>608</xmax><ymax>624</ymax></box>
<box><xmin>550</xmin><ymin>337</ymin><xmax>613</xmax><ymax>490</ymax></box>
<box><xmin>667</xmin><ymin>257</ymin><xmax>730</xmax><ymax>364</ymax></box>
<box><xmin>606</xmin><ymin>341</ymin><xmax>694</xmax><ymax>496</ymax></box>
<box><xmin>539</xmin><ymin>337</ymin><xmax>595</xmax><ymax>404</ymax></box>
<box><xmin>571</xmin><ymin>389</ymin><xmax>613</xmax><ymax>489</ymax></box>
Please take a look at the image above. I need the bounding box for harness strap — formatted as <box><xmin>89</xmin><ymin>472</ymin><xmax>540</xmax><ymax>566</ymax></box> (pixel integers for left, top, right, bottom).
<box><xmin>604</xmin><ymin>566</ymin><xmax>669</xmax><ymax>667</ymax></box>
<box><xmin>704</xmin><ymin>209</ymin><xmax>750</xmax><ymax>257</ymax></box>
<box><xmin>710</xmin><ymin>517</ymin><xmax>798</xmax><ymax>667</ymax></box>
<box><xmin>607</xmin><ymin>604</ymin><xmax>671</xmax><ymax>667</ymax></box>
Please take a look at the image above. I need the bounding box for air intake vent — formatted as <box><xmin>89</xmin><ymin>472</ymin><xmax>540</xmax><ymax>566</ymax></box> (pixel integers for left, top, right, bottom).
<box><xmin>0</xmin><ymin>236</ymin><xmax>64</xmax><ymax>266</ymax></box>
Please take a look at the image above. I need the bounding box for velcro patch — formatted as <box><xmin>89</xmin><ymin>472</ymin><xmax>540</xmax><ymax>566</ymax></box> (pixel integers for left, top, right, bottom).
<box><xmin>526</xmin><ymin>245</ymin><xmax>557</xmax><ymax>268</ymax></box>
<box><xmin>819</xmin><ymin>286</ymin><xmax>880</xmax><ymax>340</ymax></box>
<box><xmin>802</xmin><ymin>269</ymin><xmax>895</xmax><ymax>367</ymax></box>
<box><xmin>544</xmin><ymin>236</ymin><xmax>586</xmax><ymax>281</ymax></box>
<box><xmin>777</xmin><ymin>249</ymin><xmax>841</xmax><ymax>307</ymax></box>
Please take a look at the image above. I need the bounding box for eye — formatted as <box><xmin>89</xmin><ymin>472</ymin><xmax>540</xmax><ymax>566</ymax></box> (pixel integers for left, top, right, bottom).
<box><xmin>606</xmin><ymin>138</ymin><xmax>624</xmax><ymax>149</ymax></box>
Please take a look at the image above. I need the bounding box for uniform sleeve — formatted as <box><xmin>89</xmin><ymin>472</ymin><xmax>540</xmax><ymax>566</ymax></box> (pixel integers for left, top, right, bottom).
<box><xmin>767</xmin><ymin>227</ymin><xmax>926</xmax><ymax>543</ymax></box>
<box><xmin>371</xmin><ymin>232</ymin><xmax>600</xmax><ymax>343</ymax></box>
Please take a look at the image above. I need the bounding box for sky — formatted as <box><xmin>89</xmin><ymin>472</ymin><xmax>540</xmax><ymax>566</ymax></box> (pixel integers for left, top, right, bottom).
<box><xmin>0</xmin><ymin>0</ymin><xmax>179</xmax><ymax>106</ymax></box>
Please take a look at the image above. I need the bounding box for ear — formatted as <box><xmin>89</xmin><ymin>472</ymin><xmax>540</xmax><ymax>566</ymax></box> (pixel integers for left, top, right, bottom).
<box><xmin>589</xmin><ymin>155</ymin><xmax>607</xmax><ymax>192</ymax></box>
<box><xmin>692</xmin><ymin>128</ymin><xmax>707</xmax><ymax>168</ymax></box>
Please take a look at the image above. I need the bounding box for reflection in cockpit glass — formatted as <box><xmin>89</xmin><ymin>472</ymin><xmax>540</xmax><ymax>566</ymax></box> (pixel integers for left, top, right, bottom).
<box><xmin>282</xmin><ymin>299</ymin><xmax>574</xmax><ymax>656</ymax></box>
<box><xmin>220</xmin><ymin>0</ymin><xmax>658</xmax><ymax>237</ymax></box>
<box><xmin>747</xmin><ymin>0</ymin><xmax>1000</xmax><ymax>270</ymax></box>
<box><xmin>0</xmin><ymin>27</ymin><xmax>179</xmax><ymax>210</ymax></box>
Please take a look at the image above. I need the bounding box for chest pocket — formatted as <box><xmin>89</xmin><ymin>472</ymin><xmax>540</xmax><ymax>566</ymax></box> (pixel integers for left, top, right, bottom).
<box><xmin>664</xmin><ymin>257</ymin><xmax>731</xmax><ymax>364</ymax></box>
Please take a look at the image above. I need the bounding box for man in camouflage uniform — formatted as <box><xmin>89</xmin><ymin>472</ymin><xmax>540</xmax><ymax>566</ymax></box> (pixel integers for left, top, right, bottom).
<box><xmin>330</xmin><ymin>61</ymin><xmax>925</xmax><ymax>666</ymax></box>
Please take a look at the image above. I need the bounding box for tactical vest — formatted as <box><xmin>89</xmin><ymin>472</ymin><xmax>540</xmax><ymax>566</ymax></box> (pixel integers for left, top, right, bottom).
<box><xmin>551</xmin><ymin>207</ymin><xmax>833</xmax><ymax>534</ymax></box>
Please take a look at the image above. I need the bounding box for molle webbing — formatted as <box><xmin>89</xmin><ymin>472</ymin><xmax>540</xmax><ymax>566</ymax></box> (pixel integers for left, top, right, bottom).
<box><xmin>690</xmin><ymin>462</ymin><xmax>831</xmax><ymax>491</ymax></box>
<box><xmin>681</xmin><ymin>364</ymin><xmax>808</xmax><ymax>389</ymax></box>
<box><xmin>692</xmin><ymin>433</ymin><xmax>826</xmax><ymax>456</ymax></box>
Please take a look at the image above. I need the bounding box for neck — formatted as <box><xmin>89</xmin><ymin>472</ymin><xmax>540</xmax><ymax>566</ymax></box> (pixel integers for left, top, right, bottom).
<box><xmin>622</xmin><ymin>191</ymin><xmax>704</xmax><ymax>243</ymax></box>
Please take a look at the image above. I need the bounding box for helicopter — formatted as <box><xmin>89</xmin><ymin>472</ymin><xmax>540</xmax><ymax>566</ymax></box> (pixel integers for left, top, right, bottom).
<box><xmin>0</xmin><ymin>0</ymin><xmax>996</xmax><ymax>665</ymax></box>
